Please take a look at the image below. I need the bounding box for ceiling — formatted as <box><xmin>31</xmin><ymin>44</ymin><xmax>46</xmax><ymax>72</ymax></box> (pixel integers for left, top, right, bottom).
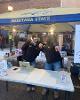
<box><xmin>0</xmin><ymin>0</ymin><xmax>60</xmax><ymax>13</ymax></box>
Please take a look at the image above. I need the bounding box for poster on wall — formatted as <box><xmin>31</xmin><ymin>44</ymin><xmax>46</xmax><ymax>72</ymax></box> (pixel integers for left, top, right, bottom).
<box><xmin>74</xmin><ymin>25</ymin><xmax>80</xmax><ymax>63</ymax></box>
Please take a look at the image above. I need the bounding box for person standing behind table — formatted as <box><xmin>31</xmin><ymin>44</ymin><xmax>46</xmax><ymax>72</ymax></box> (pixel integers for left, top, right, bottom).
<box><xmin>41</xmin><ymin>43</ymin><xmax>61</xmax><ymax>99</ymax></box>
<box><xmin>0</xmin><ymin>35</ymin><xmax>4</xmax><ymax>50</ymax></box>
<box><xmin>53</xmin><ymin>45</ymin><xmax>62</xmax><ymax>99</ymax></box>
<box><xmin>8</xmin><ymin>32</ymin><xmax>14</xmax><ymax>52</ymax></box>
<box><xmin>14</xmin><ymin>33</ymin><xmax>19</xmax><ymax>49</ymax></box>
<box><xmin>21</xmin><ymin>38</ymin><xmax>41</xmax><ymax>91</ymax></box>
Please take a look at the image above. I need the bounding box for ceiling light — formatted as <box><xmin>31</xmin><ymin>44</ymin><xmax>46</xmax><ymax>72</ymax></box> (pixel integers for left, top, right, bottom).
<box><xmin>8</xmin><ymin>5</ymin><xmax>13</xmax><ymax>11</ymax></box>
<box><xmin>50</xmin><ymin>27</ymin><xmax>55</xmax><ymax>35</ymax></box>
<box><xmin>12</xmin><ymin>28</ymin><xmax>16</xmax><ymax>32</ymax></box>
<box><xmin>42</xmin><ymin>33</ymin><xmax>47</xmax><ymax>35</ymax></box>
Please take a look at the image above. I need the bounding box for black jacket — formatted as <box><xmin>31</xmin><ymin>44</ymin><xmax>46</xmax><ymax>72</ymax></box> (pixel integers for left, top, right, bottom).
<box><xmin>43</xmin><ymin>45</ymin><xmax>61</xmax><ymax>63</ymax></box>
<box><xmin>22</xmin><ymin>42</ymin><xmax>40</xmax><ymax>62</ymax></box>
<box><xmin>53</xmin><ymin>51</ymin><xmax>62</xmax><ymax>63</ymax></box>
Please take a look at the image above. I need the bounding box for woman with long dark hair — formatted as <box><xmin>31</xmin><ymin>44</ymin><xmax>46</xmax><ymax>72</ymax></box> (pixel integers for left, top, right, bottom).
<box><xmin>41</xmin><ymin>42</ymin><xmax>62</xmax><ymax>99</ymax></box>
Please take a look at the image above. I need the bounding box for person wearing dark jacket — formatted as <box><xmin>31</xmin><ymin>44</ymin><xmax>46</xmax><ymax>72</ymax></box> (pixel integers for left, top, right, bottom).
<box><xmin>41</xmin><ymin>43</ymin><xmax>61</xmax><ymax>70</ymax></box>
<box><xmin>21</xmin><ymin>38</ymin><xmax>41</xmax><ymax>91</ymax></box>
<box><xmin>22</xmin><ymin>39</ymin><xmax>40</xmax><ymax>65</ymax></box>
<box><xmin>41</xmin><ymin>43</ymin><xmax>61</xmax><ymax>98</ymax></box>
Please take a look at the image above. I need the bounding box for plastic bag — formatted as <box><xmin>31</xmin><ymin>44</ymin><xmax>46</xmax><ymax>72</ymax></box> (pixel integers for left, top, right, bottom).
<box><xmin>36</xmin><ymin>51</ymin><xmax>46</xmax><ymax>62</ymax></box>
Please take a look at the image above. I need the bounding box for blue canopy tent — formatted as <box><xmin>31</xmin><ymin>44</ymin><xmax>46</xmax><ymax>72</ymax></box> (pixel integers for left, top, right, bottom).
<box><xmin>0</xmin><ymin>8</ymin><xmax>80</xmax><ymax>25</ymax></box>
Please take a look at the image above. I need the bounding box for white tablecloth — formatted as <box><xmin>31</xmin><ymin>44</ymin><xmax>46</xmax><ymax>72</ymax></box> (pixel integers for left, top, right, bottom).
<box><xmin>0</xmin><ymin>67</ymin><xmax>74</xmax><ymax>92</ymax></box>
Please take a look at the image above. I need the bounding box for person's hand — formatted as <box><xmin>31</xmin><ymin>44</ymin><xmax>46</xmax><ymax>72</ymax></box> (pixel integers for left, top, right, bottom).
<box><xmin>39</xmin><ymin>43</ymin><xmax>43</xmax><ymax>48</ymax></box>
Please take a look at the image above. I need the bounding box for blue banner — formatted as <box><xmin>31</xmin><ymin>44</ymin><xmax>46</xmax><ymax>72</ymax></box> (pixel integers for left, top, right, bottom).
<box><xmin>0</xmin><ymin>13</ymin><xmax>80</xmax><ymax>25</ymax></box>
